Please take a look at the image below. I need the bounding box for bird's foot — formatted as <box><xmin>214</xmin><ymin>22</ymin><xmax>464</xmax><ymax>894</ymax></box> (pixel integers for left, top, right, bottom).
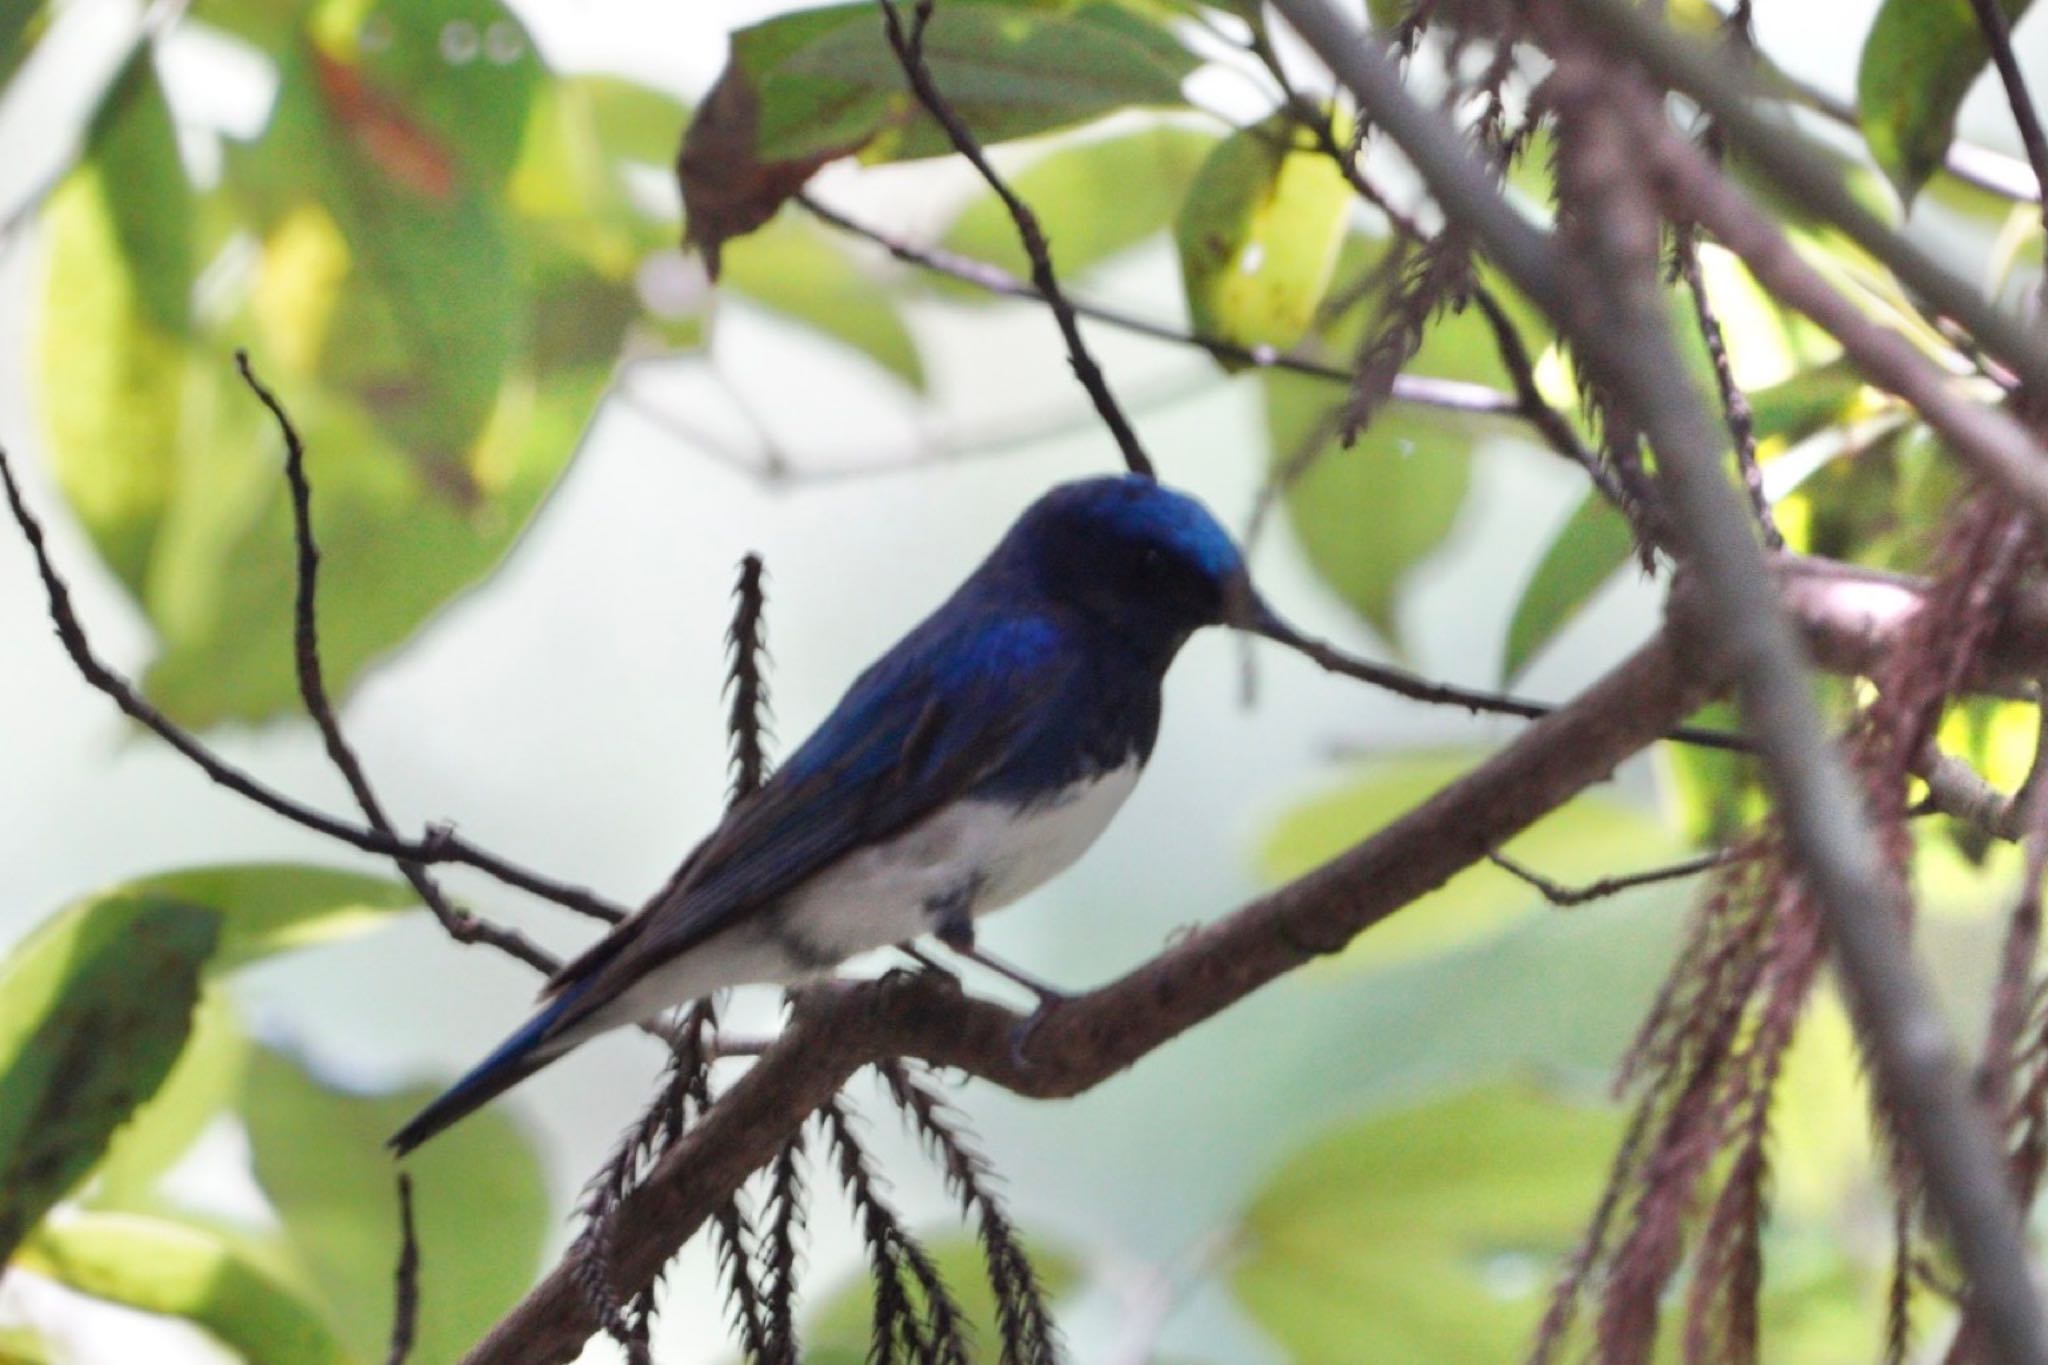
<box><xmin>892</xmin><ymin>943</ymin><xmax>963</xmax><ymax>993</ymax></box>
<box><xmin>1007</xmin><ymin>990</ymin><xmax>1070</xmax><ymax>1071</ymax></box>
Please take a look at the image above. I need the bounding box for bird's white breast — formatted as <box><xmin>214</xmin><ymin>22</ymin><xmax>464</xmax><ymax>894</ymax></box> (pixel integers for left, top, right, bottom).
<box><xmin>773</xmin><ymin>759</ymin><xmax>1144</xmax><ymax>963</ymax></box>
<box><xmin>582</xmin><ymin>762</ymin><xmax>1145</xmax><ymax>1033</ymax></box>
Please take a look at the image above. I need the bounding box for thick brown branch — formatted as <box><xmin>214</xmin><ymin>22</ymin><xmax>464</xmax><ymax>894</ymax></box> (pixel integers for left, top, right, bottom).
<box><xmin>462</xmin><ymin>619</ymin><xmax>1724</xmax><ymax>1364</ymax></box>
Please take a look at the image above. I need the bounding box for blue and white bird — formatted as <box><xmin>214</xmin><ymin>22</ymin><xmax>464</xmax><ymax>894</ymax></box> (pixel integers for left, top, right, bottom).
<box><xmin>390</xmin><ymin>475</ymin><xmax>1294</xmax><ymax>1154</ymax></box>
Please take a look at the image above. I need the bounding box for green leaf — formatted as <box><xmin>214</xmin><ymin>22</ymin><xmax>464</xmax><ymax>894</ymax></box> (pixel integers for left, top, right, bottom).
<box><xmin>1665</xmin><ymin>698</ymin><xmax>1767</xmax><ymax>843</ymax></box>
<box><xmin>1748</xmin><ymin>358</ymin><xmax>1864</xmax><ymax>447</ymax></box>
<box><xmin>36</xmin><ymin>0</ymin><xmax>642</xmax><ymax>727</ymax></box>
<box><xmin>767</xmin><ymin>3</ymin><xmax>1197</xmax><ymax>163</ymax></box>
<box><xmin>1233</xmin><ymin>1085</ymin><xmax>1624</xmax><ymax>1363</ymax></box>
<box><xmin>0</xmin><ymin>1327</ymin><xmax>49</xmax><ymax>1365</ymax></box>
<box><xmin>1268</xmin><ymin>396</ymin><xmax>1475</xmax><ymax>644</ymax></box>
<box><xmin>37</xmin><ymin>55</ymin><xmax>200</xmax><ymax>594</ymax></box>
<box><xmin>0</xmin><ymin>0</ymin><xmax>49</xmax><ymax>87</ymax></box>
<box><xmin>796</xmin><ymin>1232</ymin><xmax>1081</xmax><ymax>1363</ymax></box>
<box><xmin>137</xmin><ymin>360</ymin><xmax>611</xmax><ymax>725</ymax></box>
<box><xmin>721</xmin><ymin>216</ymin><xmax>926</xmax><ymax>389</ymax></box>
<box><xmin>1176</xmin><ymin>116</ymin><xmax>1351</xmax><ymax>356</ymax></box>
<box><xmin>1266</xmin><ymin>238</ymin><xmax>1540</xmax><ymax>647</ymax></box>
<box><xmin>1502</xmin><ymin>492</ymin><xmax>1637</xmax><ymax>682</ymax></box>
<box><xmin>85</xmin><ymin>53</ymin><xmax>193</xmax><ymax>334</ymax></box>
<box><xmin>1857</xmin><ymin>0</ymin><xmax>2036</xmax><ymax>204</ymax></box>
<box><xmin>18</xmin><ymin>1212</ymin><xmax>345</xmax><ymax>1365</ymax></box>
<box><xmin>1259</xmin><ymin>755</ymin><xmax>1690</xmax><ymax>968</ymax></box>
<box><xmin>242</xmin><ymin>1046</ymin><xmax>549</xmax><ymax>1365</ymax></box>
<box><xmin>89</xmin><ymin>989</ymin><xmax>249</xmax><ymax>1208</ymax></box>
<box><xmin>682</xmin><ymin>0</ymin><xmax>1196</xmax><ymax>264</ymax></box>
<box><xmin>120</xmin><ymin>863</ymin><xmax>418</xmax><ymax>969</ymax></box>
<box><xmin>0</xmin><ymin>898</ymin><xmax>217</xmax><ymax>1261</ymax></box>
<box><xmin>940</xmin><ymin>125</ymin><xmax>1216</xmax><ymax>285</ymax></box>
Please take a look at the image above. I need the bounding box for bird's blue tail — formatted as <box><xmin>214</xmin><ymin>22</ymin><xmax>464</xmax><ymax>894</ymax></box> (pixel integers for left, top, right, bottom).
<box><xmin>388</xmin><ymin>989</ymin><xmax>583</xmax><ymax>1156</ymax></box>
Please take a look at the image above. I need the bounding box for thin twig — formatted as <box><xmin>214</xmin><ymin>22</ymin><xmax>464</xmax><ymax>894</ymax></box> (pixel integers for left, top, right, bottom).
<box><xmin>236</xmin><ymin>352</ymin><xmax>566</xmax><ymax>972</ymax></box>
<box><xmin>0</xmin><ymin>443</ymin><xmax>617</xmax><ymax>924</ymax></box>
<box><xmin>1966</xmin><ymin>0</ymin><xmax>2048</xmax><ymax>267</ymax></box>
<box><xmin>799</xmin><ymin>192</ymin><xmax>1518</xmax><ymax>412</ymax></box>
<box><xmin>1672</xmin><ymin>228</ymin><xmax>1779</xmax><ymax>548</ymax></box>
<box><xmin>1272</xmin><ymin>621</ymin><xmax>1749</xmax><ymax>751</ymax></box>
<box><xmin>1487</xmin><ymin>847</ymin><xmax>1736</xmax><ymax>907</ymax></box>
<box><xmin>385</xmin><ymin>1174</ymin><xmax>421</xmax><ymax>1365</ymax></box>
<box><xmin>875</xmin><ymin>0</ymin><xmax>1154</xmax><ymax>477</ymax></box>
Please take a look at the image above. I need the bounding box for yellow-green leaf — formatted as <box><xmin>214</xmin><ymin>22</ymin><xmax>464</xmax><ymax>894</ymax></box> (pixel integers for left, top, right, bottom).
<box><xmin>242</xmin><ymin>1046</ymin><xmax>549</xmax><ymax>1365</ymax></box>
<box><xmin>1259</xmin><ymin>754</ymin><xmax>1690</xmax><ymax>968</ymax></box>
<box><xmin>1502</xmin><ymin>492</ymin><xmax>1637</xmax><ymax>683</ymax></box>
<box><xmin>940</xmin><ymin>125</ymin><xmax>1216</xmax><ymax>285</ymax></box>
<box><xmin>88</xmin><ymin>989</ymin><xmax>249</xmax><ymax>1209</ymax></box>
<box><xmin>1176</xmin><ymin>116</ymin><xmax>1350</xmax><ymax>356</ymax></box>
<box><xmin>1233</xmin><ymin>1085</ymin><xmax>1624</xmax><ymax>1362</ymax></box>
<box><xmin>722</xmin><ymin>216</ymin><xmax>926</xmax><ymax>389</ymax></box>
<box><xmin>19</xmin><ymin>1213</ymin><xmax>344</xmax><ymax>1365</ymax></box>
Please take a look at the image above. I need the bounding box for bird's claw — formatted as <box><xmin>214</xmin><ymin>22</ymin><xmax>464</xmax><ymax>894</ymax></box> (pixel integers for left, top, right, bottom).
<box><xmin>1006</xmin><ymin>990</ymin><xmax>1071</xmax><ymax>1070</ymax></box>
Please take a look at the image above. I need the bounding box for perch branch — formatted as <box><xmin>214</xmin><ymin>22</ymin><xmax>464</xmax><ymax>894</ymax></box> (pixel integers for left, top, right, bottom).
<box><xmin>463</xmin><ymin>620</ymin><xmax>1727</xmax><ymax>1364</ymax></box>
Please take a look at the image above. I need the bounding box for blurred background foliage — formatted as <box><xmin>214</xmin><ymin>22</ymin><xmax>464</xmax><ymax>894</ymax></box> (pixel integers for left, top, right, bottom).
<box><xmin>1</xmin><ymin>0</ymin><xmax>2046</xmax><ymax>1359</ymax></box>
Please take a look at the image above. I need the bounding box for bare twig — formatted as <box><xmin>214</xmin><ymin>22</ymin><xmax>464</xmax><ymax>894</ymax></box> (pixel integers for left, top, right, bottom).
<box><xmin>1967</xmin><ymin>0</ymin><xmax>2048</xmax><ymax>263</ymax></box>
<box><xmin>386</xmin><ymin>1174</ymin><xmax>421</xmax><ymax>1365</ymax></box>
<box><xmin>876</xmin><ymin>0</ymin><xmax>1154</xmax><ymax>477</ymax></box>
<box><xmin>1487</xmin><ymin>847</ymin><xmax>1735</xmax><ymax>907</ymax></box>
<box><xmin>1672</xmin><ymin>228</ymin><xmax>1778</xmax><ymax>548</ymax></box>
<box><xmin>236</xmin><ymin>353</ymin><xmax>567</xmax><ymax>973</ymax></box>
<box><xmin>1270</xmin><ymin>617</ymin><xmax>1748</xmax><ymax>751</ymax></box>
<box><xmin>798</xmin><ymin>192</ymin><xmax>1524</xmax><ymax>419</ymax></box>
<box><xmin>0</xmin><ymin>443</ymin><xmax>622</xmax><ymax>922</ymax></box>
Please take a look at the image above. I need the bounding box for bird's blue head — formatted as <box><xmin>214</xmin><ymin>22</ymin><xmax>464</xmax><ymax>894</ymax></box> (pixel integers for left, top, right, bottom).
<box><xmin>994</xmin><ymin>476</ymin><xmax>1273</xmax><ymax>650</ymax></box>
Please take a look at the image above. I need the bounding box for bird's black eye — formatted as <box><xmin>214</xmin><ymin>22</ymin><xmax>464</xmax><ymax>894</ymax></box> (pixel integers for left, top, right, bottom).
<box><xmin>1140</xmin><ymin>546</ymin><xmax>1168</xmax><ymax>574</ymax></box>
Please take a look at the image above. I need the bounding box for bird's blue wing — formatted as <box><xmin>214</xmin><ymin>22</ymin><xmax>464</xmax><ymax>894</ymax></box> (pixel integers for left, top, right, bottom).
<box><xmin>540</xmin><ymin>609</ymin><xmax>1070</xmax><ymax>1017</ymax></box>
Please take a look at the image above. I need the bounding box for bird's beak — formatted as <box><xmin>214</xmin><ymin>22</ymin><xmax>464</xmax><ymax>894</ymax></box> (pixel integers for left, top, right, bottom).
<box><xmin>1223</xmin><ymin>575</ymin><xmax>1309</xmax><ymax>649</ymax></box>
